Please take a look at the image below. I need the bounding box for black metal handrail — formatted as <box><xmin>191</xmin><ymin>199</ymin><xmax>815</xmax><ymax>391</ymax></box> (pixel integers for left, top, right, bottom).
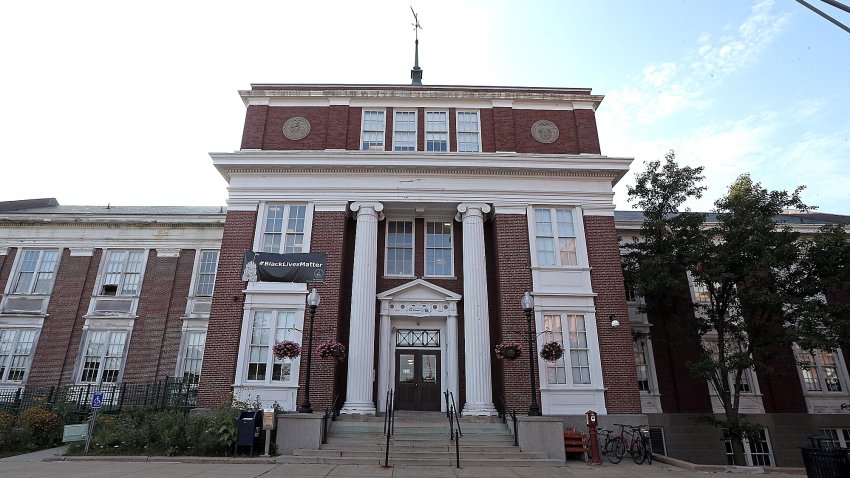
<box><xmin>383</xmin><ymin>389</ymin><xmax>394</xmax><ymax>467</ymax></box>
<box><xmin>444</xmin><ymin>390</ymin><xmax>463</xmax><ymax>468</ymax></box>
<box><xmin>499</xmin><ymin>395</ymin><xmax>518</xmax><ymax>447</ymax></box>
<box><xmin>321</xmin><ymin>394</ymin><xmax>340</xmax><ymax>445</ymax></box>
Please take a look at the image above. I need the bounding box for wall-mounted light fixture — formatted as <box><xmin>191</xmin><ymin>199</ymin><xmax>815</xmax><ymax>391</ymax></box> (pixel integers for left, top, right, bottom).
<box><xmin>610</xmin><ymin>314</ymin><xmax>620</xmax><ymax>328</ymax></box>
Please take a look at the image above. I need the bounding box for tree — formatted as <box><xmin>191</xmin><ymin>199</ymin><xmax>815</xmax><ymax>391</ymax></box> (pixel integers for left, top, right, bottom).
<box><xmin>623</xmin><ymin>151</ymin><xmax>850</xmax><ymax>466</ymax></box>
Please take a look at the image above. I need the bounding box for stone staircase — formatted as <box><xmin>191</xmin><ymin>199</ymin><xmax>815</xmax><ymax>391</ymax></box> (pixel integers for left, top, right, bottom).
<box><xmin>278</xmin><ymin>411</ymin><xmax>564</xmax><ymax>466</ymax></box>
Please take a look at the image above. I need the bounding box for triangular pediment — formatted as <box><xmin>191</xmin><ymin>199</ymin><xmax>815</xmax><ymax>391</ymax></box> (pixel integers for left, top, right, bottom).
<box><xmin>377</xmin><ymin>278</ymin><xmax>461</xmax><ymax>302</ymax></box>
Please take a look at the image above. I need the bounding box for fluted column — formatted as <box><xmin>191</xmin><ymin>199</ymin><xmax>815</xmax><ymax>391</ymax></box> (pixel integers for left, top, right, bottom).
<box><xmin>341</xmin><ymin>201</ymin><xmax>383</xmax><ymax>415</ymax></box>
<box><xmin>456</xmin><ymin>203</ymin><xmax>497</xmax><ymax>415</ymax></box>
<box><xmin>446</xmin><ymin>302</ymin><xmax>460</xmax><ymax>412</ymax></box>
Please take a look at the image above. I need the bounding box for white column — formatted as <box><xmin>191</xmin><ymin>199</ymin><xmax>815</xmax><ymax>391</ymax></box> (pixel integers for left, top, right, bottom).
<box><xmin>446</xmin><ymin>301</ymin><xmax>460</xmax><ymax>413</ymax></box>
<box><xmin>376</xmin><ymin>302</ymin><xmax>392</xmax><ymax>413</ymax></box>
<box><xmin>341</xmin><ymin>201</ymin><xmax>383</xmax><ymax>415</ymax></box>
<box><xmin>456</xmin><ymin>203</ymin><xmax>497</xmax><ymax>416</ymax></box>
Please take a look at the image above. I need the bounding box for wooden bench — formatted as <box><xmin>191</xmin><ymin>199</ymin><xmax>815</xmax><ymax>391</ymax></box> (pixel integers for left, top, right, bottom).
<box><xmin>564</xmin><ymin>428</ymin><xmax>589</xmax><ymax>460</ymax></box>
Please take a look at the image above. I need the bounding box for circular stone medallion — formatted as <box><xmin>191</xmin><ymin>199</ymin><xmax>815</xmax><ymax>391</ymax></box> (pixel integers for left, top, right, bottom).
<box><xmin>283</xmin><ymin>116</ymin><xmax>311</xmax><ymax>140</ymax></box>
<box><xmin>531</xmin><ymin>120</ymin><xmax>559</xmax><ymax>144</ymax></box>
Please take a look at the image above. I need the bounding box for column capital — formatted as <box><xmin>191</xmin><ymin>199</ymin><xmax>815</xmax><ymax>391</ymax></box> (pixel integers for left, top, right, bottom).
<box><xmin>455</xmin><ymin>203</ymin><xmax>491</xmax><ymax>221</ymax></box>
<box><xmin>350</xmin><ymin>201</ymin><xmax>384</xmax><ymax>220</ymax></box>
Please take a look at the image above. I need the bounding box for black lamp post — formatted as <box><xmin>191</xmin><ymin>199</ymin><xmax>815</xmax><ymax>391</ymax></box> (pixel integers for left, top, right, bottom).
<box><xmin>522</xmin><ymin>291</ymin><xmax>542</xmax><ymax>416</ymax></box>
<box><xmin>298</xmin><ymin>288</ymin><xmax>320</xmax><ymax>413</ymax></box>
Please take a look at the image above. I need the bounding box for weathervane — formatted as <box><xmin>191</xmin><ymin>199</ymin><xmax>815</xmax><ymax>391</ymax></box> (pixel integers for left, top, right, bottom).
<box><xmin>410</xmin><ymin>6</ymin><xmax>423</xmax><ymax>86</ymax></box>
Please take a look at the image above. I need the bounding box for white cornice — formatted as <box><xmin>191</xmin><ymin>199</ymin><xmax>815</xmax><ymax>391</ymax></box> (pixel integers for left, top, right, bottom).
<box><xmin>211</xmin><ymin>150</ymin><xmax>633</xmax><ymax>184</ymax></box>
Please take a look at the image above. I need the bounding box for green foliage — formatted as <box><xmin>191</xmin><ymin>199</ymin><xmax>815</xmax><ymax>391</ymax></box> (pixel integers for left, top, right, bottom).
<box><xmin>0</xmin><ymin>407</ymin><xmax>63</xmax><ymax>453</ymax></box>
<box><xmin>623</xmin><ymin>151</ymin><xmax>850</xmax><ymax>465</ymax></box>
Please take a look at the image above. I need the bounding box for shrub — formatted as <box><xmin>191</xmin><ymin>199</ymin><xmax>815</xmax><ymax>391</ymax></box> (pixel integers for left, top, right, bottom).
<box><xmin>18</xmin><ymin>407</ymin><xmax>62</xmax><ymax>449</ymax></box>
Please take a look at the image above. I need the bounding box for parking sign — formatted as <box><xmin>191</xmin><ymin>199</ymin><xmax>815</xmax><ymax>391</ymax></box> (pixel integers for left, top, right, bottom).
<box><xmin>91</xmin><ymin>393</ymin><xmax>104</xmax><ymax>409</ymax></box>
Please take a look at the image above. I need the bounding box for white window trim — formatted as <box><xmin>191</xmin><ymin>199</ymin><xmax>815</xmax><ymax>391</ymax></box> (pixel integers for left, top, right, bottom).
<box><xmin>0</xmin><ymin>326</ymin><xmax>41</xmax><ymax>385</ymax></box>
<box><xmin>361</xmin><ymin>108</ymin><xmax>387</xmax><ymax>151</ymax></box>
<box><xmin>527</xmin><ymin>205</ymin><xmax>589</xmax><ymax>269</ymax></box>
<box><xmin>424</xmin><ymin>109</ymin><xmax>450</xmax><ymax>152</ymax></box>
<box><xmin>384</xmin><ymin>219</ymin><xmax>415</xmax><ymax>278</ymax></box>
<box><xmin>5</xmin><ymin>249</ymin><xmax>61</xmax><ymax>296</ymax></box>
<box><xmin>175</xmin><ymin>320</ymin><xmax>208</xmax><ymax>385</ymax></box>
<box><xmin>725</xmin><ymin>428</ymin><xmax>776</xmax><ymax>467</ymax></box>
<box><xmin>455</xmin><ymin>109</ymin><xmax>482</xmax><ymax>153</ymax></box>
<box><xmin>392</xmin><ymin>109</ymin><xmax>418</xmax><ymax>152</ymax></box>
<box><xmin>74</xmin><ymin>318</ymin><xmax>133</xmax><ymax>385</ymax></box>
<box><xmin>541</xmin><ymin>312</ymin><xmax>596</xmax><ymax>388</ymax></box>
<box><xmin>794</xmin><ymin>345</ymin><xmax>850</xmax><ymax>395</ymax></box>
<box><xmin>632</xmin><ymin>326</ymin><xmax>659</xmax><ymax>395</ymax></box>
<box><xmin>186</xmin><ymin>249</ymin><xmax>220</xmax><ymax>298</ymax></box>
<box><xmin>93</xmin><ymin>249</ymin><xmax>149</xmax><ymax>297</ymax></box>
<box><xmin>819</xmin><ymin>428</ymin><xmax>850</xmax><ymax>448</ymax></box>
<box><xmin>240</xmin><ymin>309</ymin><xmax>303</xmax><ymax>385</ymax></box>
<box><xmin>424</xmin><ymin>220</ymin><xmax>454</xmax><ymax>278</ymax></box>
<box><xmin>252</xmin><ymin>202</ymin><xmax>314</xmax><ymax>255</ymax></box>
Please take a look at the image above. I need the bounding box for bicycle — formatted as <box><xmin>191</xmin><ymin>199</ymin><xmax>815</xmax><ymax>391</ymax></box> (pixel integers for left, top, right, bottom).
<box><xmin>608</xmin><ymin>423</ymin><xmax>630</xmax><ymax>464</ymax></box>
<box><xmin>593</xmin><ymin>428</ymin><xmax>616</xmax><ymax>462</ymax></box>
<box><xmin>637</xmin><ymin>425</ymin><xmax>653</xmax><ymax>465</ymax></box>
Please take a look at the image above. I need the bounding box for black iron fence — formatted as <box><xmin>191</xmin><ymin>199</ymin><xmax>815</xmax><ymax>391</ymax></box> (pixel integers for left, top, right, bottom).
<box><xmin>0</xmin><ymin>377</ymin><xmax>197</xmax><ymax>420</ymax></box>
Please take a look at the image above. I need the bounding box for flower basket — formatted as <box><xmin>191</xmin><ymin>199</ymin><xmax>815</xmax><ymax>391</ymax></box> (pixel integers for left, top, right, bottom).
<box><xmin>317</xmin><ymin>340</ymin><xmax>346</xmax><ymax>362</ymax></box>
<box><xmin>495</xmin><ymin>342</ymin><xmax>523</xmax><ymax>361</ymax></box>
<box><xmin>540</xmin><ymin>341</ymin><xmax>564</xmax><ymax>362</ymax></box>
<box><xmin>272</xmin><ymin>340</ymin><xmax>302</xmax><ymax>360</ymax></box>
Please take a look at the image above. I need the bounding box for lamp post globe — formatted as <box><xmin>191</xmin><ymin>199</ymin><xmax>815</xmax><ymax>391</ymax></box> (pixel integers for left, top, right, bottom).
<box><xmin>298</xmin><ymin>288</ymin><xmax>320</xmax><ymax>413</ymax></box>
<box><xmin>522</xmin><ymin>292</ymin><xmax>542</xmax><ymax>416</ymax></box>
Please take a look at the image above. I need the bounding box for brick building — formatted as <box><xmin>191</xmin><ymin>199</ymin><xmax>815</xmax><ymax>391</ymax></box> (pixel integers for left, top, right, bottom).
<box><xmin>0</xmin><ymin>83</ymin><xmax>848</xmax><ymax>467</ymax></box>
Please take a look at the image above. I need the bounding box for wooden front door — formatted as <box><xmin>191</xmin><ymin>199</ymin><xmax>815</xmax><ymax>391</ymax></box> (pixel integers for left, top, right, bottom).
<box><xmin>395</xmin><ymin>350</ymin><xmax>441</xmax><ymax>411</ymax></box>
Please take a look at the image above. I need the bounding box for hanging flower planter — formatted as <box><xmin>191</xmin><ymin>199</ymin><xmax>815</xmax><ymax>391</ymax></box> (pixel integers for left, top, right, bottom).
<box><xmin>273</xmin><ymin>340</ymin><xmax>302</xmax><ymax>360</ymax></box>
<box><xmin>540</xmin><ymin>341</ymin><xmax>564</xmax><ymax>362</ymax></box>
<box><xmin>495</xmin><ymin>342</ymin><xmax>523</xmax><ymax>361</ymax></box>
<box><xmin>317</xmin><ymin>340</ymin><xmax>347</xmax><ymax>362</ymax></box>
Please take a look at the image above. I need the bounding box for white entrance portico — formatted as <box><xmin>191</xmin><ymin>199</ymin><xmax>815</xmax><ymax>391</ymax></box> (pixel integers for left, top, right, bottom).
<box><xmin>376</xmin><ymin>279</ymin><xmax>461</xmax><ymax>413</ymax></box>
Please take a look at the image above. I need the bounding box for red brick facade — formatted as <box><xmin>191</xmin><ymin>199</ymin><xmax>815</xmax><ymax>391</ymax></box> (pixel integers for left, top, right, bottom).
<box><xmin>583</xmin><ymin>215</ymin><xmax>642</xmax><ymax>414</ymax></box>
<box><xmin>198</xmin><ymin>210</ymin><xmax>257</xmax><ymax>407</ymax></box>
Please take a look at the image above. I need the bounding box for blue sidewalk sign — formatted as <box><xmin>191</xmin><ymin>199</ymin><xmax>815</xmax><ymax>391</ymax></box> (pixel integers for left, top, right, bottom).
<box><xmin>91</xmin><ymin>393</ymin><xmax>104</xmax><ymax>409</ymax></box>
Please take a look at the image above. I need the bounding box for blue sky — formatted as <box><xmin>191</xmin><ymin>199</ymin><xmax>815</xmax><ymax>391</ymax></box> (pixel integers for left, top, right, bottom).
<box><xmin>1</xmin><ymin>0</ymin><xmax>848</xmax><ymax>213</ymax></box>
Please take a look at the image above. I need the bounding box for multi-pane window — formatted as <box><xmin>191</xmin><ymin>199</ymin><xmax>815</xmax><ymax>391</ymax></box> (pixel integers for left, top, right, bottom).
<box><xmin>361</xmin><ymin>110</ymin><xmax>385</xmax><ymax>151</ymax></box>
<box><xmin>534</xmin><ymin>208</ymin><xmax>577</xmax><ymax>266</ymax></box>
<box><xmin>386</xmin><ymin>221</ymin><xmax>414</xmax><ymax>276</ymax></box>
<box><xmin>393</xmin><ymin>111</ymin><xmax>417</xmax><ymax>151</ymax></box>
<box><xmin>544</xmin><ymin>313</ymin><xmax>591</xmax><ymax>385</ymax></box>
<box><xmin>11</xmin><ymin>250</ymin><xmax>59</xmax><ymax>295</ymax></box>
<box><xmin>692</xmin><ymin>281</ymin><xmax>711</xmax><ymax>303</ymax></box>
<box><xmin>724</xmin><ymin>429</ymin><xmax>773</xmax><ymax>466</ymax></box>
<box><xmin>456</xmin><ymin>111</ymin><xmax>480</xmax><ymax>152</ymax></box>
<box><xmin>799</xmin><ymin>348</ymin><xmax>844</xmax><ymax>392</ymax></box>
<box><xmin>0</xmin><ymin>329</ymin><xmax>38</xmax><ymax>382</ymax></box>
<box><xmin>194</xmin><ymin>251</ymin><xmax>219</xmax><ymax>297</ymax></box>
<box><xmin>425</xmin><ymin>221</ymin><xmax>452</xmax><ymax>276</ymax></box>
<box><xmin>634</xmin><ymin>339</ymin><xmax>651</xmax><ymax>392</ymax></box>
<box><xmin>247</xmin><ymin>310</ymin><xmax>298</xmax><ymax>382</ymax></box>
<box><xmin>819</xmin><ymin>428</ymin><xmax>850</xmax><ymax>448</ymax></box>
<box><xmin>706</xmin><ymin>339</ymin><xmax>753</xmax><ymax>393</ymax></box>
<box><xmin>180</xmin><ymin>331</ymin><xmax>206</xmax><ymax>385</ymax></box>
<box><xmin>100</xmin><ymin>250</ymin><xmax>145</xmax><ymax>296</ymax></box>
<box><xmin>261</xmin><ymin>204</ymin><xmax>306</xmax><ymax>254</ymax></box>
<box><xmin>425</xmin><ymin>111</ymin><xmax>448</xmax><ymax>152</ymax></box>
<box><xmin>79</xmin><ymin>330</ymin><xmax>127</xmax><ymax>383</ymax></box>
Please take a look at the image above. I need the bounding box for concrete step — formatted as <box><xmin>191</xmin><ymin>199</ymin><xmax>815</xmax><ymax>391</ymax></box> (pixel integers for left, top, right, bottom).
<box><xmin>319</xmin><ymin>443</ymin><xmax>521</xmax><ymax>453</ymax></box>
<box><xmin>327</xmin><ymin>435</ymin><xmax>516</xmax><ymax>444</ymax></box>
<box><xmin>277</xmin><ymin>455</ymin><xmax>565</xmax><ymax>467</ymax></box>
<box><xmin>292</xmin><ymin>449</ymin><xmax>550</xmax><ymax>459</ymax></box>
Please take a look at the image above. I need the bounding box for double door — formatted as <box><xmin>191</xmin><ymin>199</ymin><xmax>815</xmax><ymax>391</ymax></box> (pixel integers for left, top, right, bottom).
<box><xmin>394</xmin><ymin>350</ymin><xmax>440</xmax><ymax>411</ymax></box>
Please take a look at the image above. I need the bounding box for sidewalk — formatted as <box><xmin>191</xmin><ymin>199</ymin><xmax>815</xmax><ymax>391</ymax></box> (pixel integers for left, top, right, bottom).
<box><xmin>0</xmin><ymin>452</ymin><xmax>807</xmax><ymax>478</ymax></box>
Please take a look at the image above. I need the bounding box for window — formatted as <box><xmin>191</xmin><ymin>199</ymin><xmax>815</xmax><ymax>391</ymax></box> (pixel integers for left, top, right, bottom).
<box><xmin>393</xmin><ymin>111</ymin><xmax>417</xmax><ymax>151</ymax></box>
<box><xmin>194</xmin><ymin>251</ymin><xmax>219</xmax><ymax>297</ymax></box>
<box><xmin>386</xmin><ymin>221</ymin><xmax>414</xmax><ymax>276</ymax></box>
<box><xmin>819</xmin><ymin>428</ymin><xmax>850</xmax><ymax>449</ymax></box>
<box><xmin>179</xmin><ymin>331</ymin><xmax>206</xmax><ymax>385</ymax></box>
<box><xmin>425</xmin><ymin>221</ymin><xmax>453</xmax><ymax>276</ymax></box>
<box><xmin>247</xmin><ymin>310</ymin><xmax>298</xmax><ymax>382</ymax></box>
<box><xmin>0</xmin><ymin>329</ymin><xmax>38</xmax><ymax>383</ymax></box>
<box><xmin>705</xmin><ymin>338</ymin><xmax>754</xmax><ymax>393</ymax></box>
<box><xmin>425</xmin><ymin>111</ymin><xmax>448</xmax><ymax>152</ymax></box>
<box><xmin>456</xmin><ymin>111</ymin><xmax>480</xmax><ymax>152</ymax></box>
<box><xmin>798</xmin><ymin>348</ymin><xmax>845</xmax><ymax>392</ymax></box>
<box><xmin>534</xmin><ymin>208</ymin><xmax>577</xmax><ymax>266</ymax></box>
<box><xmin>10</xmin><ymin>249</ymin><xmax>59</xmax><ymax>295</ymax></box>
<box><xmin>724</xmin><ymin>429</ymin><xmax>774</xmax><ymax>466</ymax></box>
<box><xmin>361</xmin><ymin>110</ymin><xmax>385</xmax><ymax>151</ymax></box>
<box><xmin>79</xmin><ymin>330</ymin><xmax>127</xmax><ymax>384</ymax></box>
<box><xmin>634</xmin><ymin>339</ymin><xmax>651</xmax><ymax>392</ymax></box>
<box><xmin>692</xmin><ymin>280</ymin><xmax>711</xmax><ymax>303</ymax></box>
<box><xmin>261</xmin><ymin>204</ymin><xmax>306</xmax><ymax>254</ymax></box>
<box><xmin>100</xmin><ymin>250</ymin><xmax>145</xmax><ymax>296</ymax></box>
<box><xmin>544</xmin><ymin>313</ymin><xmax>591</xmax><ymax>385</ymax></box>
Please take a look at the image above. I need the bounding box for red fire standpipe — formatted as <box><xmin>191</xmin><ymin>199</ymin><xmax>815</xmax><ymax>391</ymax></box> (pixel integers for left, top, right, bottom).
<box><xmin>586</xmin><ymin>410</ymin><xmax>601</xmax><ymax>464</ymax></box>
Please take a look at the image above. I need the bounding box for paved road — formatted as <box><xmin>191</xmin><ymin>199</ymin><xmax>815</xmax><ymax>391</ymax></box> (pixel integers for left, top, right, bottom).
<box><xmin>0</xmin><ymin>448</ymin><xmax>806</xmax><ymax>477</ymax></box>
